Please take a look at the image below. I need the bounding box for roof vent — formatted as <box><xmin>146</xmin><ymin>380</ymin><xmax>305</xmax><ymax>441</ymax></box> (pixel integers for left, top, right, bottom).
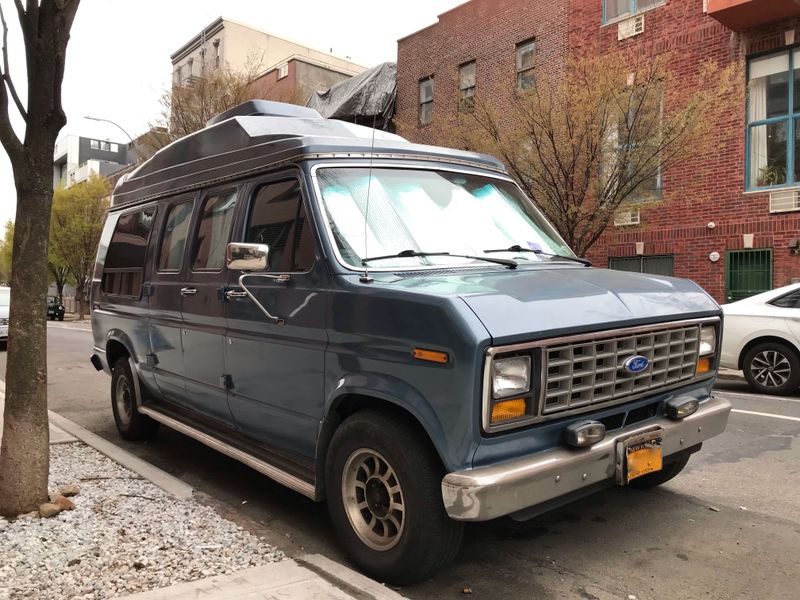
<box><xmin>206</xmin><ymin>100</ymin><xmax>321</xmax><ymax>127</ymax></box>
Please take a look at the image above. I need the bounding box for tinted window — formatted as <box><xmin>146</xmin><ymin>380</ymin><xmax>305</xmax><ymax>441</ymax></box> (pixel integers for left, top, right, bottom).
<box><xmin>246</xmin><ymin>180</ymin><xmax>315</xmax><ymax>272</ymax></box>
<box><xmin>771</xmin><ymin>289</ymin><xmax>800</xmax><ymax>308</ymax></box>
<box><xmin>158</xmin><ymin>200</ymin><xmax>193</xmax><ymax>271</ymax></box>
<box><xmin>192</xmin><ymin>191</ymin><xmax>237</xmax><ymax>270</ymax></box>
<box><xmin>102</xmin><ymin>208</ymin><xmax>156</xmax><ymax>296</ymax></box>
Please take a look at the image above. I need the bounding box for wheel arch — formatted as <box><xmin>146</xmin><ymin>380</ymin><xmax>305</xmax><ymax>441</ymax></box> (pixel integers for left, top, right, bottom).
<box><xmin>316</xmin><ymin>378</ymin><xmax>452</xmax><ymax>500</ymax></box>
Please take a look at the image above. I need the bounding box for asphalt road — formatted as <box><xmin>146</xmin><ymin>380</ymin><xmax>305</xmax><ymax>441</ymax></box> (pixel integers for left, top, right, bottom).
<box><xmin>2</xmin><ymin>322</ymin><xmax>799</xmax><ymax>599</ymax></box>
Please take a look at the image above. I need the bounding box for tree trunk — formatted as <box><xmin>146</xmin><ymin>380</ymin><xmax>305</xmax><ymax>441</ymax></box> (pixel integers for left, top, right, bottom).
<box><xmin>75</xmin><ymin>281</ymin><xmax>85</xmax><ymax>320</ymax></box>
<box><xmin>0</xmin><ymin>164</ymin><xmax>53</xmax><ymax>517</ymax></box>
<box><xmin>56</xmin><ymin>280</ymin><xmax>64</xmax><ymax>305</ymax></box>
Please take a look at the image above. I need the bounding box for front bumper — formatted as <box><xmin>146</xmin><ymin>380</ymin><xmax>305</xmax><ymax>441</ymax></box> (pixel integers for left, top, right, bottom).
<box><xmin>442</xmin><ymin>395</ymin><xmax>731</xmax><ymax>521</ymax></box>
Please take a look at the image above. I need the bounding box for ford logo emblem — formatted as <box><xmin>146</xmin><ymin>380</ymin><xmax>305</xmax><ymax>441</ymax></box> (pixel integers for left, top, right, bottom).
<box><xmin>622</xmin><ymin>355</ymin><xmax>650</xmax><ymax>374</ymax></box>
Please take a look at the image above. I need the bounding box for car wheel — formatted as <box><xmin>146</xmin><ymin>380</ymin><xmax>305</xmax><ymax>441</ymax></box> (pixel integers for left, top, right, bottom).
<box><xmin>325</xmin><ymin>409</ymin><xmax>463</xmax><ymax>585</ymax></box>
<box><xmin>742</xmin><ymin>341</ymin><xmax>800</xmax><ymax>396</ymax></box>
<box><xmin>48</xmin><ymin>315</ymin><xmax>54</xmax><ymax>321</ymax></box>
<box><xmin>111</xmin><ymin>358</ymin><xmax>159</xmax><ymax>441</ymax></box>
<box><xmin>58</xmin><ymin>314</ymin><xmax>64</xmax><ymax>321</ymax></box>
<box><xmin>628</xmin><ymin>455</ymin><xmax>690</xmax><ymax>489</ymax></box>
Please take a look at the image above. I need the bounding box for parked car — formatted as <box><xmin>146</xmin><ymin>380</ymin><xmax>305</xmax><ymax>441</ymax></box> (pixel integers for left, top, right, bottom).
<box><xmin>0</xmin><ymin>286</ymin><xmax>9</xmax><ymax>343</ymax></box>
<box><xmin>720</xmin><ymin>283</ymin><xmax>800</xmax><ymax>395</ymax></box>
<box><xmin>47</xmin><ymin>296</ymin><xmax>65</xmax><ymax>321</ymax></box>
<box><xmin>90</xmin><ymin>100</ymin><xmax>731</xmax><ymax>584</ymax></box>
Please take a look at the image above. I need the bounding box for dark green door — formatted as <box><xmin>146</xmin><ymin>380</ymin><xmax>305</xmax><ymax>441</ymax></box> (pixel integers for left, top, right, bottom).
<box><xmin>724</xmin><ymin>249</ymin><xmax>773</xmax><ymax>302</ymax></box>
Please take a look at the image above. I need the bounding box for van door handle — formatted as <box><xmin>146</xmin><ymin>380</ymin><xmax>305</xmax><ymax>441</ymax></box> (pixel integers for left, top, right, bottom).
<box><xmin>180</xmin><ymin>287</ymin><xmax>198</xmax><ymax>296</ymax></box>
<box><xmin>225</xmin><ymin>289</ymin><xmax>248</xmax><ymax>299</ymax></box>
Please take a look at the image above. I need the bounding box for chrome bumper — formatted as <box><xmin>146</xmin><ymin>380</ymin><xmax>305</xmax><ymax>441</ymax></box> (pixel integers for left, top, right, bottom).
<box><xmin>442</xmin><ymin>395</ymin><xmax>731</xmax><ymax>522</ymax></box>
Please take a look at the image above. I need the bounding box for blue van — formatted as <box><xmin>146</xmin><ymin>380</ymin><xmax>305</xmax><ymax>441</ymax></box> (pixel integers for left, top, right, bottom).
<box><xmin>91</xmin><ymin>100</ymin><xmax>731</xmax><ymax>584</ymax></box>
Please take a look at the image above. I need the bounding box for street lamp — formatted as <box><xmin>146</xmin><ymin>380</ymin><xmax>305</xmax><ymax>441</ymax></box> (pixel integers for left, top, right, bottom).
<box><xmin>84</xmin><ymin>115</ymin><xmax>134</xmax><ymax>142</ymax></box>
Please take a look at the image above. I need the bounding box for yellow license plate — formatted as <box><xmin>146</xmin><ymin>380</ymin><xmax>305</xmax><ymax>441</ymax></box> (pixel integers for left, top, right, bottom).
<box><xmin>626</xmin><ymin>444</ymin><xmax>663</xmax><ymax>482</ymax></box>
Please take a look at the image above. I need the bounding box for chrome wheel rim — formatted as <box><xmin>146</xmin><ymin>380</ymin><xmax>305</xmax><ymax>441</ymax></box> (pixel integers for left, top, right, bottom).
<box><xmin>115</xmin><ymin>375</ymin><xmax>133</xmax><ymax>426</ymax></box>
<box><xmin>341</xmin><ymin>448</ymin><xmax>405</xmax><ymax>551</ymax></box>
<box><xmin>750</xmin><ymin>350</ymin><xmax>791</xmax><ymax>388</ymax></box>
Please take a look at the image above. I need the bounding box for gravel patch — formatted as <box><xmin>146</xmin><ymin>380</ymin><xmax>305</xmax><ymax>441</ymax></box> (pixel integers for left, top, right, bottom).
<box><xmin>0</xmin><ymin>442</ymin><xmax>285</xmax><ymax>599</ymax></box>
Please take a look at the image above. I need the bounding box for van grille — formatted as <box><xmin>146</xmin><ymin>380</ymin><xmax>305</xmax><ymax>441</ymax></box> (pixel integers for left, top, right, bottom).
<box><xmin>542</xmin><ymin>324</ymin><xmax>700</xmax><ymax>415</ymax></box>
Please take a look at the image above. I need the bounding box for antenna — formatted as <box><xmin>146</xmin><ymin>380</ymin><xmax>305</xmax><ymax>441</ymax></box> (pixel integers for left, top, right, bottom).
<box><xmin>360</xmin><ymin>113</ymin><xmax>378</xmax><ymax>284</ymax></box>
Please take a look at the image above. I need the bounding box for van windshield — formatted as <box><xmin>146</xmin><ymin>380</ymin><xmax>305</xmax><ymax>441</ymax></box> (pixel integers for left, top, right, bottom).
<box><xmin>316</xmin><ymin>167</ymin><xmax>573</xmax><ymax>270</ymax></box>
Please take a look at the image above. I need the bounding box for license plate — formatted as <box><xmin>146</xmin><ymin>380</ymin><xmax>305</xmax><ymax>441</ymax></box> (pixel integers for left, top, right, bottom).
<box><xmin>615</xmin><ymin>428</ymin><xmax>663</xmax><ymax>485</ymax></box>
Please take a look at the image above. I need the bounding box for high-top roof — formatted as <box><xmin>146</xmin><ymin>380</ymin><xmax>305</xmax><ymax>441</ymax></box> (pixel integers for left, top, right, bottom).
<box><xmin>111</xmin><ymin>100</ymin><xmax>507</xmax><ymax>209</ymax></box>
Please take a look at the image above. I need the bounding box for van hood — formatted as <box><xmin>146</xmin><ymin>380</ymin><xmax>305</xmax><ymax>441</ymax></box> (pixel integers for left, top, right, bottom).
<box><xmin>458</xmin><ymin>267</ymin><xmax>718</xmax><ymax>344</ymax></box>
<box><xmin>376</xmin><ymin>266</ymin><xmax>719</xmax><ymax>345</ymax></box>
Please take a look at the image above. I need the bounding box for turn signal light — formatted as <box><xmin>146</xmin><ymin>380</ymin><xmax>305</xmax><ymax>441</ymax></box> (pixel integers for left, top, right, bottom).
<box><xmin>490</xmin><ymin>398</ymin><xmax>526</xmax><ymax>423</ymax></box>
<box><xmin>412</xmin><ymin>348</ymin><xmax>449</xmax><ymax>364</ymax></box>
<box><xmin>565</xmin><ymin>420</ymin><xmax>606</xmax><ymax>447</ymax></box>
<box><xmin>696</xmin><ymin>357</ymin><xmax>711</xmax><ymax>374</ymax></box>
<box><xmin>666</xmin><ymin>396</ymin><xmax>699</xmax><ymax>420</ymax></box>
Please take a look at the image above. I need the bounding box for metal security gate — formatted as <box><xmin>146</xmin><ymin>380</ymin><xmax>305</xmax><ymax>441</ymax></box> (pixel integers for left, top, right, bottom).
<box><xmin>608</xmin><ymin>255</ymin><xmax>675</xmax><ymax>276</ymax></box>
<box><xmin>724</xmin><ymin>249</ymin><xmax>773</xmax><ymax>302</ymax></box>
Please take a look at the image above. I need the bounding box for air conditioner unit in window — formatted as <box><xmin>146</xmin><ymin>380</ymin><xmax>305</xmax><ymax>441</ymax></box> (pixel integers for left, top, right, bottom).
<box><xmin>769</xmin><ymin>188</ymin><xmax>800</xmax><ymax>213</ymax></box>
<box><xmin>614</xmin><ymin>210</ymin><xmax>641</xmax><ymax>226</ymax></box>
<box><xmin>618</xmin><ymin>15</ymin><xmax>645</xmax><ymax>41</ymax></box>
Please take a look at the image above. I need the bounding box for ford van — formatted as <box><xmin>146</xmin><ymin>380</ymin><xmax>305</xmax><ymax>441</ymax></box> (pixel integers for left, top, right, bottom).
<box><xmin>91</xmin><ymin>100</ymin><xmax>731</xmax><ymax>584</ymax></box>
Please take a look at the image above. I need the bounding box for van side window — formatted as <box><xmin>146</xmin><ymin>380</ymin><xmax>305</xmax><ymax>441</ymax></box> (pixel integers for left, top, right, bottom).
<box><xmin>102</xmin><ymin>208</ymin><xmax>156</xmax><ymax>297</ymax></box>
<box><xmin>246</xmin><ymin>179</ymin><xmax>315</xmax><ymax>272</ymax></box>
<box><xmin>192</xmin><ymin>191</ymin><xmax>237</xmax><ymax>271</ymax></box>
<box><xmin>158</xmin><ymin>200</ymin><xmax>193</xmax><ymax>272</ymax></box>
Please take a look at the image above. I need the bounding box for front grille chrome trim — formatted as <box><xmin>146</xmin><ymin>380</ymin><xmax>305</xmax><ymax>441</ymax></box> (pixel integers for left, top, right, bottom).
<box><xmin>482</xmin><ymin>317</ymin><xmax>719</xmax><ymax>433</ymax></box>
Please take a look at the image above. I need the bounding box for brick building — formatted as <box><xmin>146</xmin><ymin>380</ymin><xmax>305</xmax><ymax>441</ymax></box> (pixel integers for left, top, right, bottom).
<box><xmin>396</xmin><ymin>0</ymin><xmax>800</xmax><ymax>303</ymax></box>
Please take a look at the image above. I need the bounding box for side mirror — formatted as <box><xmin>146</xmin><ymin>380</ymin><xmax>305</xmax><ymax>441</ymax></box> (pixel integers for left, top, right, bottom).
<box><xmin>226</xmin><ymin>242</ymin><xmax>269</xmax><ymax>271</ymax></box>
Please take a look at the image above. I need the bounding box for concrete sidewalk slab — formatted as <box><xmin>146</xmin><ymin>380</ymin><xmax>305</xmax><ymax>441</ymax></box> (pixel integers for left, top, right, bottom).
<box><xmin>118</xmin><ymin>559</ymin><xmax>401</xmax><ymax>600</ymax></box>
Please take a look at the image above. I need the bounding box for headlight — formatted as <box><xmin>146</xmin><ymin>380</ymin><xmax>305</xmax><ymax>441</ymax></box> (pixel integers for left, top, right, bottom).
<box><xmin>492</xmin><ymin>356</ymin><xmax>531</xmax><ymax>398</ymax></box>
<box><xmin>699</xmin><ymin>325</ymin><xmax>716</xmax><ymax>356</ymax></box>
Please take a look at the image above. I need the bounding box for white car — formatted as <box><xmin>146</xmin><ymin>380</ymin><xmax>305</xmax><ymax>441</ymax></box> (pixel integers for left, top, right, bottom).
<box><xmin>720</xmin><ymin>283</ymin><xmax>800</xmax><ymax>395</ymax></box>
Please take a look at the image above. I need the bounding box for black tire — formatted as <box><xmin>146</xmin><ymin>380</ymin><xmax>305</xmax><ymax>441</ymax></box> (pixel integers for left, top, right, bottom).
<box><xmin>49</xmin><ymin>315</ymin><xmax>54</xmax><ymax>321</ymax></box>
<box><xmin>58</xmin><ymin>314</ymin><xmax>64</xmax><ymax>321</ymax></box>
<box><xmin>742</xmin><ymin>341</ymin><xmax>800</xmax><ymax>396</ymax></box>
<box><xmin>325</xmin><ymin>409</ymin><xmax>463</xmax><ymax>585</ymax></box>
<box><xmin>111</xmin><ymin>358</ymin><xmax>159</xmax><ymax>441</ymax></box>
<box><xmin>628</xmin><ymin>455</ymin><xmax>690</xmax><ymax>489</ymax></box>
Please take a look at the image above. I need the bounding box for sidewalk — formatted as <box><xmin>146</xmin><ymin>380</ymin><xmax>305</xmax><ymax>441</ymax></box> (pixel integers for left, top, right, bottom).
<box><xmin>0</xmin><ymin>382</ymin><xmax>405</xmax><ymax>600</ymax></box>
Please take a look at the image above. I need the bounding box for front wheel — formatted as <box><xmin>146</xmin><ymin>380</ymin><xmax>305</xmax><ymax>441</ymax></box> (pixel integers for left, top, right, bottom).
<box><xmin>111</xmin><ymin>358</ymin><xmax>159</xmax><ymax>441</ymax></box>
<box><xmin>742</xmin><ymin>341</ymin><xmax>800</xmax><ymax>396</ymax></box>
<box><xmin>57</xmin><ymin>314</ymin><xmax>64</xmax><ymax>321</ymax></box>
<box><xmin>325</xmin><ymin>410</ymin><xmax>463</xmax><ymax>585</ymax></box>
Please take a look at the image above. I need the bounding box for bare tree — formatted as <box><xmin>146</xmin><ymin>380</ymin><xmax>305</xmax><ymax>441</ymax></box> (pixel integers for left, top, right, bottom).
<box><xmin>0</xmin><ymin>0</ymin><xmax>80</xmax><ymax>517</ymax></box>
<box><xmin>455</xmin><ymin>50</ymin><xmax>740</xmax><ymax>256</ymax></box>
<box><xmin>136</xmin><ymin>58</ymin><xmax>263</xmax><ymax>162</ymax></box>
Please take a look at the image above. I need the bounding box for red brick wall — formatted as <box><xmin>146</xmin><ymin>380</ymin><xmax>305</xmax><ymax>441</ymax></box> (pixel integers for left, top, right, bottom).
<box><xmin>570</xmin><ymin>1</ymin><xmax>800</xmax><ymax>302</ymax></box>
<box><xmin>396</xmin><ymin>0</ymin><xmax>568</xmax><ymax>146</ymax></box>
<box><xmin>396</xmin><ymin>0</ymin><xmax>800</xmax><ymax>303</ymax></box>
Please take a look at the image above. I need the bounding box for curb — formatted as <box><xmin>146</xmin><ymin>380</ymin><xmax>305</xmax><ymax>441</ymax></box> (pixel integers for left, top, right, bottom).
<box><xmin>297</xmin><ymin>554</ymin><xmax>407</xmax><ymax>600</ymax></box>
<box><xmin>46</xmin><ymin>410</ymin><xmax>194</xmax><ymax>500</ymax></box>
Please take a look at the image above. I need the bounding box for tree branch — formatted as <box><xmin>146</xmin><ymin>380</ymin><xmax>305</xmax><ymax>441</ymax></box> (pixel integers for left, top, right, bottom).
<box><xmin>0</xmin><ymin>4</ymin><xmax>27</xmax><ymax>121</ymax></box>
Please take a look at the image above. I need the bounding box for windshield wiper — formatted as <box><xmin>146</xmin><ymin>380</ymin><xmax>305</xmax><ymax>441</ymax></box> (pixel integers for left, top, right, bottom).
<box><xmin>484</xmin><ymin>245</ymin><xmax>592</xmax><ymax>267</ymax></box>
<box><xmin>361</xmin><ymin>249</ymin><xmax>517</xmax><ymax>269</ymax></box>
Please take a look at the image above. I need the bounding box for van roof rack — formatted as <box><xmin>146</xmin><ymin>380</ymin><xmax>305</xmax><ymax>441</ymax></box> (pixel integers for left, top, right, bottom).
<box><xmin>206</xmin><ymin>100</ymin><xmax>321</xmax><ymax>127</ymax></box>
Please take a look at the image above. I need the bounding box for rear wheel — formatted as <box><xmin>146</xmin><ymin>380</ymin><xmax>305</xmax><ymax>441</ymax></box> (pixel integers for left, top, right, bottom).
<box><xmin>111</xmin><ymin>358</ymin><xmax>159</xmax><ymax>441</ymax></box>
<box><xmin>742</xmin><ymin>341</ymin><xmax>800</xmax><ymax>396</ymax></box>
<box><xmin>325</xmin><ymin>410</ymin><xmax>463</xmax><ymax>585</ymax></box>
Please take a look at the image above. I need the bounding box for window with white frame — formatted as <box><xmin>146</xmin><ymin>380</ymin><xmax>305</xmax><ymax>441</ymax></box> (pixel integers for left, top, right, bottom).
<box><xmin>277</xmin><ymin>63</ymin><xmax>289</xmax><ymax>80</ymax></box>
<box><xmin>90</xmin><ymin>139</ymin><xmax>99</xmax><ymax>150</ymax></box>
<box><xmin>419</xmin><ymin>77</ymin><xmax>433</xmax><ymax>125</ymax></box>
<box><xmin>747</xmin><ymin>49</ymin><xmax>800</xmax><ymax>190</ymax></box>
<box><xmin>110</xmin><ymin>143</ymin><xmax>118</xmax><ymax>153</ymax></box>
<box><xmin>459</xmin><ymin>61</ymin><xmax>476</xmax><ymax>112</ymax></box>
<box><xmin>516</xmin><ymin>39</ymin><xmax>535</xmax><ymax>91</ymax></box>
<box><xmin>603</xmin><ymin>0</ymin><xmax>665</xmax><ymax>24</ymax></box>
<box><xmin>100</xmin><ymin>141</ymin><xmax>110</xmax><ymax>151</ymax></box>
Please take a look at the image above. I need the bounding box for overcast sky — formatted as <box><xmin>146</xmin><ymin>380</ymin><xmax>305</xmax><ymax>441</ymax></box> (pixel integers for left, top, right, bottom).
<box><xmin>0</xmin><ymin>0</ymin><xmax>465</xmax><ymax>225</ymax></box>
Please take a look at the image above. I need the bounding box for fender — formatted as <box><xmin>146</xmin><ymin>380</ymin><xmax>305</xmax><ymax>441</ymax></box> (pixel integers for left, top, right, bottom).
<box><xmin>325</xmin><ymin>371</ymin><xmax>458</xmax><ymax>471</ymax></box>
<box><xmin>105</xmin><ymin>329</ymin><xmax>150</xmax><ymax>408</ymax></box>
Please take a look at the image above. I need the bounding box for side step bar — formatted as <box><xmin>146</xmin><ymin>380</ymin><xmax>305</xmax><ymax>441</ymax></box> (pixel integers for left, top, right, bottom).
<box><xmin>137</xmin><ymin>405</ymin><xmax>317</xmax><ymax>500</ymax></box>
